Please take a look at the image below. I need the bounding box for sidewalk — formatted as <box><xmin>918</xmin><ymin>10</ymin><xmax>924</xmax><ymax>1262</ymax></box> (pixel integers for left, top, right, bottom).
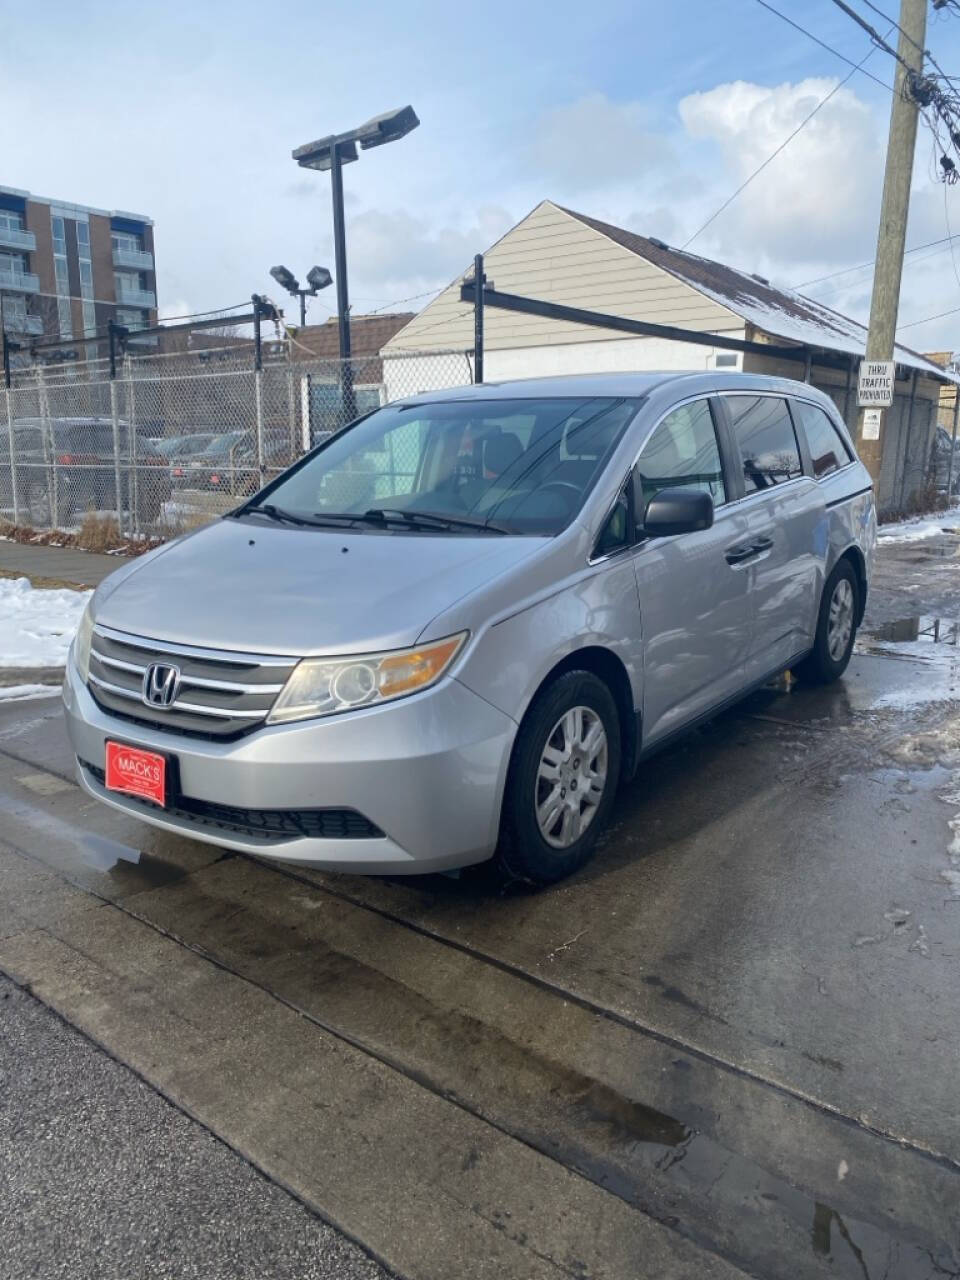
<box><xmin>0</xmin><ymin>542</ymin><xmax>131</xmax><ymax>588</ymax></box>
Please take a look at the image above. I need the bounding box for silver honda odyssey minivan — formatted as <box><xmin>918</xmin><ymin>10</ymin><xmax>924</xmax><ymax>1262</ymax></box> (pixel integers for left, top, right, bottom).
<box><xmin>64</xmin><ymin>372</ymin><xmax>875</xmax><ymax>885</ymax></box>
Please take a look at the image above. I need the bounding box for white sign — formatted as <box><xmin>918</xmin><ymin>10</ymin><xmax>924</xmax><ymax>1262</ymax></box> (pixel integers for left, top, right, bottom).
<box><xmin>861</xmin><ymin>407</ymin><xmax>883</xmax><ymax>441</ymax></box>
<box><xmin>858</xmin><ymin>360</ymin><xmax>895</xmax><ymax>407</ymax></box>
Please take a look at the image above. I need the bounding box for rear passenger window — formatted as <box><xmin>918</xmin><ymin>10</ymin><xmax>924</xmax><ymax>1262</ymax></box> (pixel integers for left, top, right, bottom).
<box><xmin>792</xmin><ymin>401</ymin><xmax>852</xmax><ymax>478</ymax></box>
<box><xmin>635</xmin><ymin>399</ymin><xmax>726</xmax><ymax>514</ymax></box>
<box><xmin>726</xmin><ymin>396</ymin><xmax>802</xmax><ymax>493</ymax></box>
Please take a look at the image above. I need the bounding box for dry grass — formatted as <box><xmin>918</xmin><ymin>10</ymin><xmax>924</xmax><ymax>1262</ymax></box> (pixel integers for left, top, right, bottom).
<box><xmin>76</xmin><ymin>511</ymin><xmax>122</xmax><ymax>553</ymax></box>
<box><xmin>0</xmin><ymin>568</ymin><xmax>95</xmax><ymax>590</ymax></box>
<box><xmin>0</xmin><ymin>516</ymin><xmax>164</xmax><ymax>557</ymax></box>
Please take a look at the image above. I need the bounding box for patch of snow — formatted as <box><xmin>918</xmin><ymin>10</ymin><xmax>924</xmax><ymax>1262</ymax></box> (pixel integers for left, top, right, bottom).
<box><xmin>909</xmin><ymin>925</ymin><xmax>930</xmax><ymax>958</ymax></box>
<box><xmin>0</xmin><ymin>683</ymin><xmax>62</xmax><ymax>702</ymax></box>
<box><xmin>877</xmin><ymin>505</ymin><xmax>960</xmax><ymax>544</ymax></box>
<box><xmin>0</xmin><ymin>577</ymin><xmax>91</xmax><ymax>669</ymax></box>
<box><xmin>659</xmin><ymin>256</ymin><xmax>950</xmax><ymax>379</ymax></box>
<box><xmin>837</xmin><ymin>1159</ymin><xmax>849</xmax><ymax>1182</ymax></box>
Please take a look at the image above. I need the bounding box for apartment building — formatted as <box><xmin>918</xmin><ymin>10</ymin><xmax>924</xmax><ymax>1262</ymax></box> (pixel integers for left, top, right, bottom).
<box><xmin>0</xmin><ymin>184</ymin><xmax>157</xmax><ymax>358</ymax></box>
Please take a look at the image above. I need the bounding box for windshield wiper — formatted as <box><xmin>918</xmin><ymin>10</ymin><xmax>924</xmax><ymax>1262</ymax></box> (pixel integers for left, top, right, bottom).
<box><xmin>245</xmin><ymin>503</ymin><xmax>356</xmax><ymax>529</ymax></box>
<box><xmin>358</xmin><ymin>508</ymin><xmax>510</xmax><ymax>535</ymax></box>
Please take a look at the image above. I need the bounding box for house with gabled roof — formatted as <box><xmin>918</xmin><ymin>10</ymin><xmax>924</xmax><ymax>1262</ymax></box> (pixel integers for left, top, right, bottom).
<box><xmin>383</xmin><ymin>200</ymin><xmax>955</xmax><ymax>511</ymax></box>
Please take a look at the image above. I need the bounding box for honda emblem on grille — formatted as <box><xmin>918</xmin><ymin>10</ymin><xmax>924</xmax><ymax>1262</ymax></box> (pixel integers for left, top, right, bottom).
<box><xmin>142</xmin><ymin>662</ymin><xmax>181</xmax><ymax>709</ymax></box>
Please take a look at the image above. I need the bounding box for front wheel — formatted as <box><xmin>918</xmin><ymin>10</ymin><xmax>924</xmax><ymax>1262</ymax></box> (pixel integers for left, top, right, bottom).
<box><xmin>795</xmin><ymin>559</ymin><xmax>859</xmax><ymax>684</ymax></box>
<box><xmin>494</xmin><ymin>670</ymin><xmax>621</xmax><ymax>886</ymax></box>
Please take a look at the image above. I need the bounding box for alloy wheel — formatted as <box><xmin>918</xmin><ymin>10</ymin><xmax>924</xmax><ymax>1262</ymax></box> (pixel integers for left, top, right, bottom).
<box><xmin>535</xmin><ymin>705</ymin><xmax>608</xmax><ymax>849</ymax></box>
<box><xmin>827</xmin><ymin>577</ymin><xmax>855</xmax><ymax>661</ymax></box>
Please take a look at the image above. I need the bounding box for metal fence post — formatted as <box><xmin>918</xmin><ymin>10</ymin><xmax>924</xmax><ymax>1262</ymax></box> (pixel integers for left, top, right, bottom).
<box><xmin>286</xmin><ymin>359</ymin><xmax>297</xmax><ymax>461</ymax></box>
<box><xmin>254</xmin><ymin>370</ymin><xmax>265</xmax><ymax>490</ymax></box>
<box><xmin>37</xmin><ymin>365</ymin><xmax>56</xmax><ymax>528</ymax></box>
<box><xmin>109</xmin><ymin>383</ymin><xmax>124</xmax><ymax>535</ymax></box>
<box><xmin>252</xmin><ymin>297</ymin><xmax>266</xmax><ymax>489</ymax></box>
<box><xmin>473</xmin><ymin>253</ymin><xmax>484</xmax><ymax>384</ymax></box>
<box><xmin>947</xmin><ymin>381</ymin><xmax>960</xmax><ymax>499</ymax></box>
<box><xmin>897</xmin><ymin>369</ymin><xmax>918</xmax><ymax>511</ymax></box>
<box><xmin>4</xmin><ymin>383</ymin><xmax>18</xmax><ymax>526</ymax></box>
<box><xmin>126</xmin><ymin>356</ymin><xmax>140</xmax><ymax>537</ymax></box>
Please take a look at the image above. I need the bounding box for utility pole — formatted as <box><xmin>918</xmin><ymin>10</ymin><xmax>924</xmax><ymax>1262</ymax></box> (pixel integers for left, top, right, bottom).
<box><xmin>857</xmin><ymin>0</ymin><xmax>928</xmax><ymax>485</ymax></box>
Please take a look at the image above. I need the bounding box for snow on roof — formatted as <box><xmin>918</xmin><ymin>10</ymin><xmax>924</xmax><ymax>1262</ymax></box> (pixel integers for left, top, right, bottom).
<box><xmin>561</xmin><ymin>206</ymin><xmax>954</xmax><ymax>383</ymax></box>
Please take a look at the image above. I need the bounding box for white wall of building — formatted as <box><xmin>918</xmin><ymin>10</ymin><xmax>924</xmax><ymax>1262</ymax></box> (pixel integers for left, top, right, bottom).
<box><xmin>381</xmin><ymin>333</ymin><xmax>745</xmax><ymax>401</ymax></box>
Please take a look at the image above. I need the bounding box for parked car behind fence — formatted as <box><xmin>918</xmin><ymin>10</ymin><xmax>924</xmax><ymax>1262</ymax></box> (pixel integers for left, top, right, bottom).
<box><xmin>1</xmin><ymin>417</ymin><xmax>171</xmax><ymax>528</ymax></box>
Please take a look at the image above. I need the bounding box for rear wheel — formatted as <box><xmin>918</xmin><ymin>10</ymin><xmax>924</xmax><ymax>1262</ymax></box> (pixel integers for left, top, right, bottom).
<box><xmin>795</xmin><ymin>559</ymin><xmax>859</xmax><ymax>684</ymax></box>
<box><xmin>495</xmin><ymin>670</ymin><xmax>620</xmax><ymax>886</ymax></box>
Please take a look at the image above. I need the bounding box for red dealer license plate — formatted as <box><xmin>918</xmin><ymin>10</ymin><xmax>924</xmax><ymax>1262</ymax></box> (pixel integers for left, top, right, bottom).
<box><xmin>105</xmin><ymin>741</ymin><xmax>167</xmax><ymax>807</ymax></box>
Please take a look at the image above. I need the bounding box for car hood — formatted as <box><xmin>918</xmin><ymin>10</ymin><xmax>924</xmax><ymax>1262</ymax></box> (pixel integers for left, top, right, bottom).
<box><xmin>95</xmin><ymin>517</ymin><xmax>549</xmax><ymax>656</ymax></box>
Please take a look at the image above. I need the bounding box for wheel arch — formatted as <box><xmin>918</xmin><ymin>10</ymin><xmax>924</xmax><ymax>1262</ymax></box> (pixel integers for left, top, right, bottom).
<box><xmin>836</xmin><ymin>544</ymin><xmax>868</xmax><ymax>625</ymax></box>
<box><xmin>522</xmin><ymin>645</ymin><xmax>639</xmax><ymax>783</ymax></box>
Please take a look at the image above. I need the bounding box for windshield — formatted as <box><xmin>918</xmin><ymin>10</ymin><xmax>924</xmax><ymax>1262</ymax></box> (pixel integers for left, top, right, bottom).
<box><xmin>248</xmin><ymin>396</ymin><xmax>638</xmax><ymax>535</ymax></box>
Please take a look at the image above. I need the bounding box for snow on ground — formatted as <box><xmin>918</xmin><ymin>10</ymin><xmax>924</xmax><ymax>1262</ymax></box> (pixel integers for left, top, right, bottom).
<box><xmin>878</xmin><ymin>505</ymin><xmax>960</xmax><ymax>544</ymax></box>
<box><xmin>0</xmin><ymin>683</ymin><xmax>63</xmax><ymax>701</ymax></box>
<box><xmin>0</xmin><ymin>578</ymin><xmax>90</xmax><ymax>700</ymax></box>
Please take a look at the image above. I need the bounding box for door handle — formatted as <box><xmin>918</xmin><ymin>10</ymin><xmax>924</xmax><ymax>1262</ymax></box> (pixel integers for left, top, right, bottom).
<box><xmin>752</xmin><ymin>536</ymin><xmax>774</xmax><ymax>553</ymax></box>
<box><xmin>725</xmin><ymin>543</ymin><xmax>760</xmax><ymax>565</ymax></box>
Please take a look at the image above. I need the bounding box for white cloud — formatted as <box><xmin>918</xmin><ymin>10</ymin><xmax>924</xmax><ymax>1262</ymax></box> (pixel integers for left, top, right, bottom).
<box><xmin>678</xmin><ymin>78</ymin><xmax>883</xmax><ymax>268</ymax></box>
<box><xmin>530</xmin><ymin>93</ymin><xmax>671</xmax><ymax>191</ymax></box>
<box><xmin>344</xmin><ymin>205</ymin><xmax>515</xmax><ymax>306</ymax></box>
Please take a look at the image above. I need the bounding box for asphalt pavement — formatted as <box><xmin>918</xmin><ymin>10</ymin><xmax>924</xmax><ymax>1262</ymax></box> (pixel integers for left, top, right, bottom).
<box><xmin>0</xmin><ymin>541</ymin><xmax>130</xmax><ymax>588</ymax></box>
<box><xmin>0</xmin><ymin>979</ymin><xmax>387</xmax><ymax>1280</ymax></box>
<box><xmin>1</xmin><ymin>530</ymin><xmax>959</xmax><ymax>1278</ymax></box>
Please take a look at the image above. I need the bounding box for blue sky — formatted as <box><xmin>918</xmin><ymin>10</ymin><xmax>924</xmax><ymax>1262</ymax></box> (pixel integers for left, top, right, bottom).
<box><xmin>6</xmin><ymin>0</ymin><xmax>960</xmax><ymax>349</ymax></box>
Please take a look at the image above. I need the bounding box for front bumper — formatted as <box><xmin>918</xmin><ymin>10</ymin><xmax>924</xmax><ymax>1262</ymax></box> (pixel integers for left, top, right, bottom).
<box><xmin>63</xmin><ymin>655</ymin><xmax>517</xmax><ymax>873</ymax></box>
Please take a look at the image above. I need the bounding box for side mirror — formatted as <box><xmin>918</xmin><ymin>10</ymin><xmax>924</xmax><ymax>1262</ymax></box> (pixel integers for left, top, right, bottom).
<box><xmin>640</xmin><ymin>486</ymin><xmax>714</xmax><ymax>537</ymax></box>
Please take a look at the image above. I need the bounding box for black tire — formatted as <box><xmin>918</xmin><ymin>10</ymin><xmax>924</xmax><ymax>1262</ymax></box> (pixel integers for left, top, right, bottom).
<box><xmin>795</xmin><ymin>559</ymin><xmax>859</xmax><ymax>685</ymax></box>
<box><xmin>494</xmin><ymin>670</ymin><xmax>621</xmax><ymax>886</ymax></box>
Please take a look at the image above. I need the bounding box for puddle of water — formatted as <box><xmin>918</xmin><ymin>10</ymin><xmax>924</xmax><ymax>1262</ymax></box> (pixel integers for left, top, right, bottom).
<box><xmin>868</xmin><ymin>617</ymin><xmax>960</xmax><ymax>645</ymax></box>
<box><xmin>76</xmin><ymin>833</ymin><xmax>183</xmax><ymax>887</ymax></box>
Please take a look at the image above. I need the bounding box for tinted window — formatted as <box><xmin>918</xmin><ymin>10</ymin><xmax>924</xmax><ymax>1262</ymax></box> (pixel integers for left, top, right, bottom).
<box><xmin>792</xmin><ymin>401</ymin><xmax>852</xmax><ymax>479</ymax></box>
<box><xmin>635</xmin><ymin>399</ymin><xmax>726</xmax><ymax>514</ymax></box>
<box><xmin>726</xmin><ymin>396</ymin><xmax>802</xmax><ymax>492</ymax></box>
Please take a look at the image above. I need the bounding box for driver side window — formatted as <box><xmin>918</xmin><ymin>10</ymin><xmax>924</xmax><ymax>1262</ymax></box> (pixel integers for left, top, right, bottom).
<box><xmin>636</xmin><ymin>400</ymin><xmax>726</xmax><ymax>518</ymax></box>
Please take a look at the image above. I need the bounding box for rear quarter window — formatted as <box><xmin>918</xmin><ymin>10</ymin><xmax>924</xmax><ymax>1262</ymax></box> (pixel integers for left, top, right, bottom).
<box><xmin>725</xmin><ymin>395</ymin><xmax>802</xmax><ymax>493</ymax></box>
<box><xmin>792</xmin><ymin>401</ymin><xmax>853</xmax><ymax>479</ymax></box>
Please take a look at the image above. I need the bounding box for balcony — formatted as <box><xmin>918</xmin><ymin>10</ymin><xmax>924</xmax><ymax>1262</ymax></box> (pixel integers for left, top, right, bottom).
<box><xmin>115</xmin><ymin>284</ymin><xmax>156</xmax><ymax>308</ymax></box>
<box><xmin>112</xmin><ymin>245</ymin><xmax>154</xmax><ymax>271</ymax></box>
<box><xmin>1</xmin><ymin>311</ymin><xmax>43</xmax><ymax>336</ymax></box>
<box><xmin>0</xmin><ymin>268</ymin><xmax>39</xmax><ymax>293</ymax></box>
<box><xmin>0</xmin><ymin>226</ymin><xmax>36</xmax><ymax>252</ymax></box>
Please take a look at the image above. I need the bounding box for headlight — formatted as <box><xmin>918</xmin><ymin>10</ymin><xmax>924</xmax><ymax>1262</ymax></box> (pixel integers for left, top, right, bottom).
<box><xmin>267</xmin><ymin>632</ymin><xmax>467</xmax><ymax>725</ymax></box>
<box><xmin>72</xmin><ymin>600</ymin><xmax>95</xmax><ymax>683</ymax></box>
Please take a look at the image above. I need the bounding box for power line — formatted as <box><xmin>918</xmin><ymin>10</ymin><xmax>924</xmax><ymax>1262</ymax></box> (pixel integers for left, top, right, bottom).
<box><xmin>683</xmin><ymin>22</ymin><xmax>891</xmax><ymax>249</ymax></box>
<box><xmin>751</xmin><ymin>0</ymin><xmax>893</xmax><ymax>91</ymax></box>
<box><xmin>944</xmin><ymin>184</ymin><xmax>960</xmax><ymax>296</ymax></box>
<box><xmin>367</xmin><ymin>287</ymin><xmax>446</xmax><ymax>314</ymax></box>
<box><xmin>896</xmin><ymin>302</ymin><xmax>960</xmax><ymax>329</ymax></box>
<box><xmin>792</xmin><ymin>233</ymin><xmax>960</xmax><ymax>287</ymax></box>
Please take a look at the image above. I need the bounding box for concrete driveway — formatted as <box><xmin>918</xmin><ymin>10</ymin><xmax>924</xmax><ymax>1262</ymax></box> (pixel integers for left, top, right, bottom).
<box><xmin>1</xmin><ymin>531</ymin><xmax>959</xmax><ymax>1278</ymax></box>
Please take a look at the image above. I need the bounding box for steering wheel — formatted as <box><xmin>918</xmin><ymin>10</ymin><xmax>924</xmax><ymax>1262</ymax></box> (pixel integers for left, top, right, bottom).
<box><xmin>535</xmin><ymin>481</ymin><xmax>582</xmax><ymax>508</ymax></box>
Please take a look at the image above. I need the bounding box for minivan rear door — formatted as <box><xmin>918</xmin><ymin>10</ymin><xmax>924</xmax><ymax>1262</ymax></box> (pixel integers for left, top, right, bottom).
<box><xmin>717</xmin><ymin>392</ymin><xmax>825</xmax><ymax>681</ymax></box>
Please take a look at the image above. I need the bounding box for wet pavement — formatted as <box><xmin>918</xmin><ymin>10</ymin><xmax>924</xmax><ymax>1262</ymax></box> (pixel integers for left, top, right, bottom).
<box><xmin>2</xmin><ymin>534</ymin><xmax>960</xmax><ymax>1278</ymax></box>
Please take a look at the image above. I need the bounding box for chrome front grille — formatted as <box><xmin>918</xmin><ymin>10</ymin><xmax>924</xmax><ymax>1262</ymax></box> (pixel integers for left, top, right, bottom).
<box><xmin>87</xmin><ymin>625</ymin><xmax>297</xmax><ymax>739</ymax></box>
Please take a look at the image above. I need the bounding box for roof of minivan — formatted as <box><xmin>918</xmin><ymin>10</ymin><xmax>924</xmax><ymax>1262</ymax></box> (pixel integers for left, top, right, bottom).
<box><xmin>401</xmin><ymin>370</ymin><xmax>831</xmax><ymax>405</ymax></box>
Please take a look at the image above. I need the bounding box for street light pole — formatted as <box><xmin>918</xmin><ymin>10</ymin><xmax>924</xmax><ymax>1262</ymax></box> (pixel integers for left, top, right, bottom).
<box><xmin>329</xmin><ymin>140</ymin><xmax>352</xmax><ymax>364</ymax></box>
<box><xmin>293</xmin><ymin>107</ymin><xmax>419</xmax><ymax>426</ymax></box>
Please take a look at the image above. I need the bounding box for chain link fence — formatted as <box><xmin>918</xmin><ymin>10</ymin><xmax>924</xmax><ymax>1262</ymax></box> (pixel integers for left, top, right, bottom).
<box><xmin>2</xmin><ymin>344</ymin><xmax>473</xmax><ymax>539</ymax></box>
